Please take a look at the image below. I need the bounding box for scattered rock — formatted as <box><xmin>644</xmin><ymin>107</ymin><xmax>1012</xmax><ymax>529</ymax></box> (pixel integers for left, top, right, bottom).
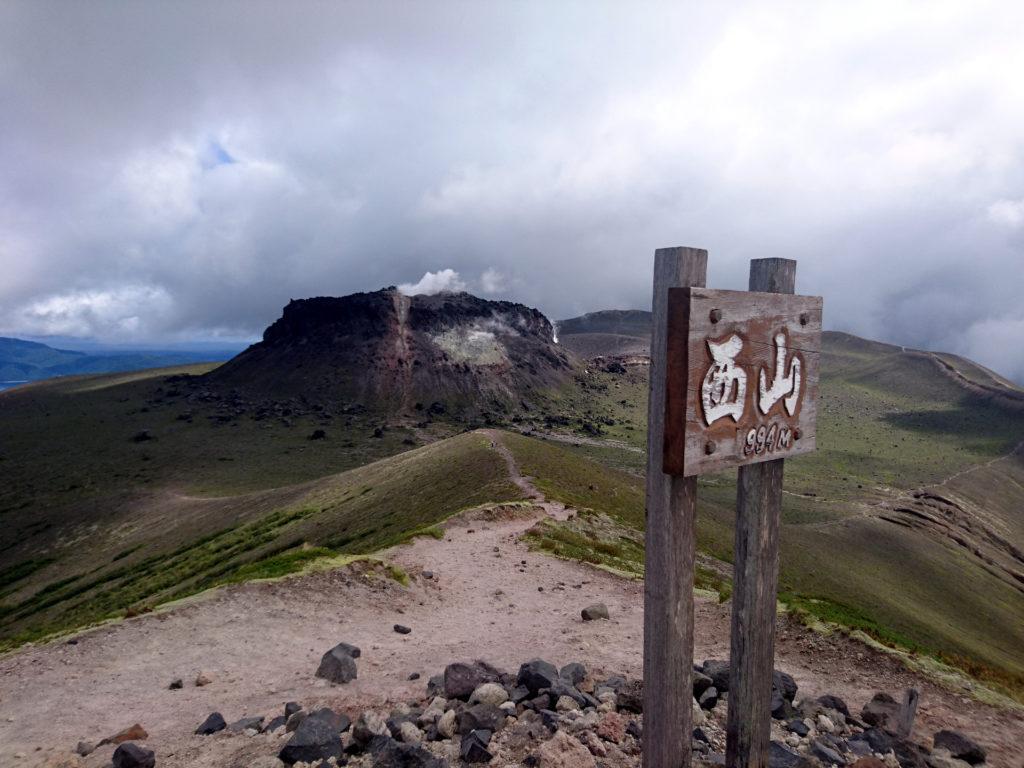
<box><xmin>394</xmin><ymin>624</ymin><xmax>412</xmax><ymax>635</ymax></box>
<box><xmin>861</xmin><ymin>692</ymin><xmax>901</xmax><ymax>731</ymax></box>
<box><xmin>284</xmin><ymin>702</ymin><xmax>302</xmax><ymax>718</ymax></box>
<box><xmin>702</xmin><ymin>660</ymin><xmax>731</xmax><ymax>692</ymax></box>
<box><xmin>111</xmin><ymin>743</ymin><xmax>155</xmax><ymax>768</ymax></box>
<box><xmin>810</xmin><ymin>739</ymin><xmax>844</xmax><ymax>765</ymax></box>
<box><xmin>596</xmin><ymin>712</ymin><xmax>626</xmax><ymax>743</ymax></box>
<box><xmin>308</xmin><ymin>429</ymin><xmax>327</xmax><ymax>440</ymax></box>
<box><xmin>100</xmin><ymin>724</ymin><xmax>149</xmax><ymax>745</ymax></box>
<box><xmin>248</xmin><ymin>758</ymin><xmax>285</xmax><ymax>768</ymax></box>
<box><xmin>518</xmin><ymin>659</ymin><xmax>560</xmax><ymax>695</ymax></box>
<box><xmin>457</xmin><ymin>703</ymin><xmax>507</xmax><ymax>734</ymax></box>
<box><xmin>849</xmin><ymin>759</ymin><xmax>887</xmax><ymax>768</ymax></box>
<box><xmin>768</xmin><ymin>740</ymin><xmax>816</xmax><ymax>768</ymax></box>
<box><xmin>933</xmin><ymin>730</ymin><xmax>986</xmax><ymax>765</ymax></box>
<box><xmin>195</xmin><ymin>712</ymin><xmax>227</xmax><ymax>735</ymax></box>
<box><xmin>616</xmin><ymin>679</ymin><xmax>644</xmax><ymax>713</ymax></box>
<box><xmin>817</xmin><ymin>694</ymin><xmax>850</xmax><ymax>718</ymax></box>
<box><xmin>444</xmin><ymin>661</ymin><xmax>497</xmax><ymax>700</ymax></box>
<box><xmin>194</xmin><ymin>671</ymin><xmax>213</xmax><ymax>687</ymax></box>
<box><xmin>74</xmin><ymin>742</ymin><xmax>94</xmax><ymax>757</ymax></box>
<box><xmin>229</xmin><ymin>716</ymin><xmax>265</xmax><ymax>733</ymax></box>
<box><xmin>581</xmin><ymin>603</ymin><xmax>610</xmax><ymax>621</ymax></box>
<box><xmin>437</xmin><ymin>709</ymin><xmax>457</xmax><ymax>739</ymax></box>
<box><xmin>353</xmin><ymin>710</ymin><xmax>390</xmax><ymax>745</ymax></box>
<box><xmin>559</xmin><ymin>662</ymin><xmax>588</xmax><ymax>688</ymax></box>
<box><xmin>537</xmin><ymin>730</ymin><xmax>597</xmax><ymax>768</ymax></box>
<box><xmin>699</xmin><ymin>686</ymin><xmax>719</xmax><ymax>711</ymax></box>
<box><xmin>692</xmin><ymin>671</ymin><xmax>714</xmax><ymax>699</ymax></box>
<box><xmin>470</xmin><ymin>682</ymin><xmax>509</xmax><ymax>707</ymax></box>
<box><xmin>315</xmin><ymin>641</ymin><xmax>359</xmax><ymax>684</ymax></box>
<box><xmin>785</xmin><ymin>719</ymin><xmax>810</xmax><ymax>737</ymax></box>
<box><xmin>168</xmin><ymin>679</ymin><xmax>182</xmax><ymax>690</ymax></box>
<box><xmin>278</xmin><ymin>716</ymin><xmax>343</xmax><ymax>765</ymax></box>
<box><xmin>461</xmin><ymin>729</ymin><xmax>494</xmax><ymax>763</ymax></box>
<box><xmin>398</xmin><ymin>721</ymin><xmax>424</xmax><ymax>744</ymax></box>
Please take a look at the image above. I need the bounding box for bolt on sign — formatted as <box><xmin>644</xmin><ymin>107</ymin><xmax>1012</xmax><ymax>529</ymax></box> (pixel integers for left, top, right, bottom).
<box><xmin>662</xmin><ymin>287</ymin><xmax>822</xmax><ymax>476</ymax></box>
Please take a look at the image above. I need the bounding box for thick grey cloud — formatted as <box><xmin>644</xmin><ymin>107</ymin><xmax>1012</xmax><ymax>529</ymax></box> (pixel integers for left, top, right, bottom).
<box><xmin>2</xmin><ymin>1</ymin><xmax>1023</xmax><ymax>382</ymax></box>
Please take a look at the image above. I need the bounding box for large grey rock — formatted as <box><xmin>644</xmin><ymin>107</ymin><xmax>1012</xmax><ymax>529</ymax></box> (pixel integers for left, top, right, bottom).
<box><xmin>315</xmin><ymin>642</ymin><xmax>359</xmax><ymax>684</ymax></box>
<box><xmin>559</xmin><ymin>662</ymin><xmax>588</xmax><ymax>688</ymax></box>
<box><xmin>933</xmin><ymin>730</ymin><xmax>986</xmax><ymax>765</ymax></box>
<box><xmin>772</xmin><ymin>670</ymin><xmax>798</xmax><ymax>702</ymax></box>
<box><xmin>229</xmin><ymin>716</ymin><xmax>265</xmax><ymax>733</ymax></box>
<box><xmin>278</xmin><ymin>716</ymin><xmax>343</xmax><ymax>764</ymax></box>
<box><xmin>112</xmin><ymin>743</ymin><xmax>155</xmax><ymax>768</ymax></box>
<box><xmin>461</xmin><ymin>729</ymin><xmax>493</xmax><ymax>763</ymax></box>
<box><xmin>692</xmin><ymin>671</ymin><xmax>714</xmax><ymax>698</ymax></box>
<box><xmin>308</xmin><ymin>707</ymin><xmax>350</xmax><ymax>733</ymax></box>
<box><xmin>581</xmin><ymin>603</ymin><xmax>609</xmax><ymax>621</ymax></box>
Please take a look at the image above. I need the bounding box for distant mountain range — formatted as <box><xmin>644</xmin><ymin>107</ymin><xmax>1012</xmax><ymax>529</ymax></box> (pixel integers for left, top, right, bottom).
<box><xmin>0</xmin><ymin>337</ymin><xmax>239</xmax><ymax>388</ymax></box>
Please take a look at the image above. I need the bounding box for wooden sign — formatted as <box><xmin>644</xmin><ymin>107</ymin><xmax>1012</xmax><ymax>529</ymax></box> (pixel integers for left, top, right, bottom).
<box><xmin>662</xmin><ymin>287</ymin><xmax>822</xmax><ymax>477</ymax></box>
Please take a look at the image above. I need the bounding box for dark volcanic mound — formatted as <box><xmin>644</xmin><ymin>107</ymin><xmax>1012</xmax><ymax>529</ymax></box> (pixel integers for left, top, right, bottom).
<box><xmin>207</xmin><ymin>289</ymin><xmax>574</xmax><ymax>413</ymax></box>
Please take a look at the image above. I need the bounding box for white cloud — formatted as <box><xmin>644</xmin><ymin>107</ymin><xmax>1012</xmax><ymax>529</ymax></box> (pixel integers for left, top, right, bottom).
<box><xmin>398</xmin><ymin>269</ymin><xmax>466</xmax><ymax>296</ymax></box>
<box><xmin>7</xmin><ymin>285</ymin><xmax>175</xmax><ymax>339</ymax></box>
<box><xmin>987</xmin><ymin>199</ymin><xmax>1024</xmax><ymax>228</ymax></box>
<box><xmin>1</xmin><ymin>1</ymin><xmax>1024</xmax><ymax>382</ymax></box>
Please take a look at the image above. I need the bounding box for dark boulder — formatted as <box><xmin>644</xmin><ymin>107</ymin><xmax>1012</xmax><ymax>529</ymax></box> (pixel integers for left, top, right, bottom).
<box><xmin>316</xmin><ymin>642</ymin><xmax>360</xmax><ymax>684</ymax></box>
<box><xmin>559</xmin><ymin>662</ymin><xmax>587</xmax><ymax>687</ymax></box>
<box><xmin>195</xmin><ymin>712</ymin><xmax>226</xmax><ymax>735</ymax></box>
<box><xmin>308</xmin><ymin>707</ymin><xmax>351</xmax><ymax>733</ymax></box>
<box><xmin>112</xmin><ymin>743</ymin><xmax>155</xmax><ymax>768</ymax></box>
<box><xmin>810</xmin><ymin>740</ymin><xmax>844</xmax><ymax>765</ymax></box>
<box><xmin>768</xmin><ymin>741</ymin><xmax>816</xmax><ymax>768</ymax></box>
<box><xmin>445</xmin><ymin>662</ymin><xmax>497</xmax><ymax>700</ymax></box>
<box><xmin>285</xmin><ymin>701</ymin><xmax>302</xmax><ymax>717</ymax></box>
<box><xmin>367</xmin><ymin>735</ymin><xmax>449</xmax><ymax>767</ymax></box>
<box><xmin>702</xmin><ymin>659</ymin><xmax>731</xmax><ymax>691</ymax></box>
<box><xmin>308</xmin><ymin>429</ymin><xmax>327</xmax><ymax>440</ymax></box>
<box><xmin>772</xmin><ymin>670</ymin><xmax>798</xmax><ymax>702</ymax></box>
<box><xmin>228</xmin><ymin>716</ymin><xmax>264</xmax><ymax>733</ymax></box>
<box><xmin>816</xmin><ymin>694</ymin><xmax>850</xmax><ymax>718</ymax></box>
<box><xmin>692</xmin><ymin>671</ymin><xmax>714</xmax><ymax>698</ymax></box>
<box><xmin>394</xmin><ymin>624</ymin><xmax>412</xmax><ymax>634</ymax></box>
<box><xmin>699</xmin><ymin>686</ymin><xmax>719</xmax><ymax>711</ymax></box>
<box><xmin>517</xmin><ymin>659</ymin><xmax>559</xmax><ymax>695</ymax></box>
<box><xmin>891</xmin><ymin>738</ymin><xmax>930</xmax><ymax>768</ymax></box>
<box><xmin>263</xmin><ymin>715</ymin><xmax>287</xmax><ymax>733</ymax></box>
<box><xmin>933</xmin><ymin>730</ymin><xmax>986</xmax><ymax>765</ymax></box>
<box><xmin>785</xmin><ymin>719</ymin><xmax>809</xmax><ymax>737</ymax></box>
<box><xmin>278</xmin><ymin>716</ymin><xmax>344</xmax><ymax>764</ymax></box>
<box><xmin>770</xmin><ymin>688</ymin><xmax>795</xmax><ymax>719</ymax></box>
<box><xmin>456</xmin><ymin>703</ymin><xmax>506</xmax><ymax>735</ymax></box>
<box><xmin>581</xmin><ymin>603</ymin><xmax>609</xmax><ymax>621</ymax></box>
<box><xmin>461</xmin><ymin>730</ymin><xmax>493</xmax><ymax>763</ymax></box>
<box><xmin>616</xmin><ymin>678</ymin><xmax>644</xmax><ymax>713</ymax></box>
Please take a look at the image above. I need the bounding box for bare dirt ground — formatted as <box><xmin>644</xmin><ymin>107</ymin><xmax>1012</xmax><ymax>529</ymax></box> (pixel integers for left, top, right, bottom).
<box><xmin>1</xmin><ymin>433</ymin><xmax>1022</xmax><ymax>767</ymax></box>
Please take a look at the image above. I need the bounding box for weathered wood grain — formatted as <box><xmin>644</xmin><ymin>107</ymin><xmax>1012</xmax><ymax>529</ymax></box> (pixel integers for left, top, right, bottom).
<box><xmin>644</xmin><ymin>246</ymin><xmax>707</xmax><ymax>768</ymax></box>
<box><xmin>726</xmin><ymin>258</ymin><xmax>796</xmax><ymax>768</ymax></box>
<box><xmin>663</xmin><ymin>288</ymin><xmax>822</xmax><ymax>476</ymax></box>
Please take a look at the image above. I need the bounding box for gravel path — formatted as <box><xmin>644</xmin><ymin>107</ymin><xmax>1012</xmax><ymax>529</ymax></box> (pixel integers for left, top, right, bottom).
<box><xmin>0</xmin><ymin>433</ymin><xmax>1021</xmax><ymax>767</ymax></box>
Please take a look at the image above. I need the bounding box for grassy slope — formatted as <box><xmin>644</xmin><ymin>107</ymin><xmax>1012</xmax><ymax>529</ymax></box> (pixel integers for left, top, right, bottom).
<box><xmin>1</xmin><ymin>332</ymin><xmax>1022</xmax><ymax>697</ymax></box>
<box><xmin>508</xmin><ymin>332</ymin><xmax>1024</xmax><ymax>696</ymax></box>
<box><xmin>0</xmin><ymin>366</ymin><xmax>521</xmax><ymax>646</ymax></box>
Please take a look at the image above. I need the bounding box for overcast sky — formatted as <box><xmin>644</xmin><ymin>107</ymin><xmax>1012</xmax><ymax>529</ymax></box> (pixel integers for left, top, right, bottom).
<box><xmin>2</xmin><ymin>1</ymin><xmax>1023</xmax><ymax>382</ymax></box>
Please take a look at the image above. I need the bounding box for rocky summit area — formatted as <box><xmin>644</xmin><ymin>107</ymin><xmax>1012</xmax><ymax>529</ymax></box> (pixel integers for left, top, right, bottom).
<box><xmin>61</xmin><ymin>651</ymin><xmax>990</xmax><ymax>768</ymax></box>
<box><xmin>205</xmin><ymin>289</ymin><xmax>573</xmax><ymax>414</ymax></box>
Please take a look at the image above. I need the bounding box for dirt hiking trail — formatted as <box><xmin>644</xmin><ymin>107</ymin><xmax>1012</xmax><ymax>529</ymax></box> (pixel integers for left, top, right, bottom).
<box><xmin>0</xmin><ymin>431</ymin><xmax>1021</xmax><ymax>767</ymax></box>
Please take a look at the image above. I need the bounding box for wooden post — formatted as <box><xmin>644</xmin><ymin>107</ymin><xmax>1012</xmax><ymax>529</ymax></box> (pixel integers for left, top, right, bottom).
<box><xmin>726</xmin><ymin>257</ymin><xmax>797</xmax><ymax>768</ymax></box>
<box><xmin>644</xmin><ymin>247</ymin><xmax>708</xmax><ymax>768</ymax></box>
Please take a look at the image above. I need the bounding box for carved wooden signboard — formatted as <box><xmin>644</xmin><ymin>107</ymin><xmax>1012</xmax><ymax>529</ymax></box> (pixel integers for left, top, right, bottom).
<box><xmin>662</xmin><ymin>287</ymin><xmax>822</xmax><ymax>477</ymax></box>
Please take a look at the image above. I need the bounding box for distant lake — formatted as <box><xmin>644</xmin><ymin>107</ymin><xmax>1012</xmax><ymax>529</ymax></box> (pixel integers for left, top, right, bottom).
<box><xmin>0</xmin><ymin>381</ymin><xmax>28</xmax><ymax>392</ymax></box>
